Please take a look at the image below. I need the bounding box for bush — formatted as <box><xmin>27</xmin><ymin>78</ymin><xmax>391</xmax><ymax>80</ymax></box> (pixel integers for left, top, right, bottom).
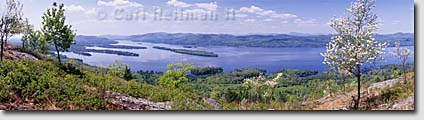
<box><xmin>0</xmin><ymin>59</ymin><xmax>210</xmax><ymax>110</ymax></box>
<box><xmin>0</xmin><ymin>59</ymin><xmax>104</xmax><ymax>109</ymax></box>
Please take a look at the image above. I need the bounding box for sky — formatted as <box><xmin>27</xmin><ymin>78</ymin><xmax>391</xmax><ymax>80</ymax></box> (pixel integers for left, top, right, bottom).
<box><xmin>1</xmin><ymin>0</ymin><xmax>415</xmax><ymax>36</ymax></box>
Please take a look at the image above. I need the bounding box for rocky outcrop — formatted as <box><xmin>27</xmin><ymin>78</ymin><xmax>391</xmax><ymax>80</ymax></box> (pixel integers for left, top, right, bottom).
<box><xmin>203</xmin><ymin>98</ymin><xmax>220</xmax><ymax>110</ymax></box>
<box><xmin>1</xmin><ymin>46</ymin><xmax>38</xmax><ymax>60</ymax></box>
<box><xmin>304</xmin><ymin>78</ymin><xmax>414</xmax><ymax>110</ymax></box>
<box><xmin>105</xmin><ymin>91</ymin><xmax>173</xmax><ymax>110</ymax></box>
<box><xmin>376</xmin><ymin>96</ymin><xmax>414</xmax><ymax>110</ymax></box>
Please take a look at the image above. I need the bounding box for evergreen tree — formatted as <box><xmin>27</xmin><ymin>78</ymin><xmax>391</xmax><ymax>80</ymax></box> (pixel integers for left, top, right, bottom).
<box><xmin>123</xmin><ymin>66</ymin><xmax>133</xmax><ymax>81</ymax></box>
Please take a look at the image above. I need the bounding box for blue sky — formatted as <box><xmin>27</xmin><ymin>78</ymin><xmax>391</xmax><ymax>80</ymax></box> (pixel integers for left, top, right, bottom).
<box><xmin>2</xmin><ymin>0</ymin><xmax>415</xmax><ymax>35</ymax></box>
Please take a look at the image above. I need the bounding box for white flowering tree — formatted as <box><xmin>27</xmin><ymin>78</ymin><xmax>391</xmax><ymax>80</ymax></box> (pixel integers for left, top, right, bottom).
<box><xmin>392</xmin><ymin>40</ymin><xmax>411</xmax><ymax>81</ymax></box>
<box><xmin>243</xmin><ymin>73</ymin><xmax>280</xmax><ymax>103</ymax></box>
<box><xmin>321</xmin><ymin>0</ymin><xmax>387</xmax><ymax>109</ymax></box>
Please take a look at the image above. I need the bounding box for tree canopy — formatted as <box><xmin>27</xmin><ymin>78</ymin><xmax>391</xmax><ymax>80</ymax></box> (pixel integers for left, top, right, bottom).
<box><xmin>41</xmin><ymin>2</ymin><xmax>75</xmax><ymax>63</ymax></box>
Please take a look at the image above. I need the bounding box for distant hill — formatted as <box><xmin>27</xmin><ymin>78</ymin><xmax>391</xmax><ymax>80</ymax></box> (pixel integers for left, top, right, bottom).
<box><xmin>12</xmin><ymin>33</ymin><xmax>415</xmax><ymax>48</ymax></box>
<box><xmin>73</xmin><ymin>33</ymin><xmax>414</xmax><ymax>48</ymax></box>
<box><xmin>121</xmin><ymin>32</ymin><xmax>414</xmax><ymax>48</ymax></box>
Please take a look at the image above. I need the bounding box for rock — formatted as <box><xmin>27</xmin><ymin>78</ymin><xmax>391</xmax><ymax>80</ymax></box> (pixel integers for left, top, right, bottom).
<box><xmin>0</xmin><ymin>104</ymin><xmax>7</xmax><ymax>110</ymax></box>
<box><xmin>105</xmin><ymin>91</ymin><xmax>173</xmax><ymax>110</ymax></box>
<box><xmin>3</xmin><ymin>48</ymin><xmax>38</xmax><ymax>60</ymax></box>
<box><xmin>389</xmin><ymin>96</ymin><xmax>414</xmax><ymax>110</ymax></box>
<box><xmin>203</xmin><ymin>98</ymin><xmax>220</xmax><ymax>110</ymax></box>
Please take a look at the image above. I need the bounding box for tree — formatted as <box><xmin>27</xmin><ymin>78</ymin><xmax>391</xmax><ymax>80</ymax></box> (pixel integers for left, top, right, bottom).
<box><xmin>107</xmin><ymin>60</ymin><xmax>127</xmax><ymax>77</ymax></box>
<box><xmin>159</xmin><ymin>63</ymin><xmax>194</xmax><ymax>89</ymax></box>
<box><xmin>0</xmin><ymin>0</ymin><xmax>23</xmax><ymax>61</ymax></box>
<box><xmin>392</xmin><ymin>40</ymin><xmax>411</xmax><ymax>81</ymax></box>
<box><xmin>123</xmin><ymin>66</ymin><xmax>133</xmax><ymax>81</ymax></box>
<box><xmin>242</xmin><ymin>73</ymin><xmax>280</xmax><ymax>103</ymax></box>
<box><xmin>21</xmin><ymin>18</ymin><xmax>50</xmax><ymax>53</ymax></box>
<box><xmin>41</xmin><ymin>2</ymin><xmax>75</xmax><ymax>64</ymax></box>
<box><xmin>321</xmin><ymin>0</ymin><xmax>387</xmax><ymax>110</ymax></box>
<box><xmin>20</xmin><ymin>18</ymin><xmax>32</xmax><ymax>49</ymax></box>
<box><xmin>30</xmin><ymin>30</ymin><xmax>50</xmax><ymax>53</ymax></box>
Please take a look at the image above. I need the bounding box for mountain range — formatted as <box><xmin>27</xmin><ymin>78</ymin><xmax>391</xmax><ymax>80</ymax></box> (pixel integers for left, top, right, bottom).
<box><xmin>93</xmin><ymin>32</ymin><xmax>414</xmax><ymax>48</ymax></box>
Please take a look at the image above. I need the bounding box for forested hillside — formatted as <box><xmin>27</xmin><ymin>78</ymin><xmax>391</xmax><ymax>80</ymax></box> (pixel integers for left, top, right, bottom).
<box><xmin>120</xmin><ymin>32</ymin><xmax>414</xmax><ymax>47</ymax></box>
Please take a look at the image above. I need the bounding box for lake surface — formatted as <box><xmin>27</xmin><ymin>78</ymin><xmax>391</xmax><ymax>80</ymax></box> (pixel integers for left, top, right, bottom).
<box><xmin>62</xmin><ymin>40</ymin><xmax>415</xmax><ymax>73</ymax></box>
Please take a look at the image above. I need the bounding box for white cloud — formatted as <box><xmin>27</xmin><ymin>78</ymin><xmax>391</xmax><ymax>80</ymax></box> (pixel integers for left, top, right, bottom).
<box><xmin>97</xmin><ymin>0</ymin><xmax>143</xmax><ymax>8</ymax></box>
<box><xmin>238</xmin><ymin>6</ymin><xmax>297</xmax><ymax>19</ymax></box>
<box><xmin>271</xmin><ymin>13</ymin><xmax>297</xmax><ymax>19</ymax></box>
<box><xmin>258</xmin><ymin>10</ymin><xmax>274</xmax><ymax>16</ymax></box>
<box><xmin>65</xmin><ymin>5</ymin><xmax>97</xmax><ymax>15</ymax></box>
<box><xmin>195</xmin><ymin>2</ymin><xmax>218</xmax><ymax>11</ymax></box>
<box><xmin>85</xmin><ymin>8</ymin><xmax>97</xmax><ymax>15</ymax></box>
<box><xmin>65</xmin><ymin>5</ymin><xmax>85</xmax><ymax>12</ymax></box>
<box><xmin>294</xmin><ymin>18</ymin><xmax>318</xmax><ymax>25</ymax></box>
<box><xmin>167</xmin><ymin>0</ymin><xmax>191</xmax><ymax>8</ymax></box>
<box><xmin>239</xmin><ymin>6</ymin><xmax>264</xmax><ymax>13</ymax></box>
<box><xmin>167</xmin><ymin>0</ymin><xmax>218</xmax><ymax>11</ymax></box>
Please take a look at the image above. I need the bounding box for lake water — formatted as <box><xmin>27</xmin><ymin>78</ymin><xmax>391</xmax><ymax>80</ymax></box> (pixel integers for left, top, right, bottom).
<box><xmin>61</xmin><ymin>40</ymin><xmax>415</xmax><ymax>73</ymax></box>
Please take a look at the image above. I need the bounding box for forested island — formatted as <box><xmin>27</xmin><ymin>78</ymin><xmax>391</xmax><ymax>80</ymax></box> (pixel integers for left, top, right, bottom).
<box><xmin>69</xmin><ymin>46</ymin><xmax>140</xmax><ymax>57</ymax></box>
<box><xmin>153</xmin><ymin>46</ymin><xmax>218</xmax><ymax>57</ymax></box>
<box><xmin>67</xmin><ymin>36</ymin><xmax>145</xmax><ymax>57</ymax></box>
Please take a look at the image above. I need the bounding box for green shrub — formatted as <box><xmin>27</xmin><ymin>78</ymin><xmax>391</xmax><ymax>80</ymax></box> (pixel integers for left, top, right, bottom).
<box><xmin>0</xmin><ymin>59</ymin><xmax>209</xmax><ymax>110</ymax></box>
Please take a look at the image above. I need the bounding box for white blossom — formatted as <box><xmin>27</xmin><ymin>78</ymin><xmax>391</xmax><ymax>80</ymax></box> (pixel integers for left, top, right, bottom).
<box><xmin>321</xmin><ymin>0</ymin><xmax>387</xmax><ymax>75</ymax></box>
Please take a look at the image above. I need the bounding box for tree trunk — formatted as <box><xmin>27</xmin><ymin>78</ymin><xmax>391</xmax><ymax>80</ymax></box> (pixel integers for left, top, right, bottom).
<box><xmin>342</xmin><ymin>73</ymin><xmax>346</xmax><ymax>92</ymax></box>
<box><xmin>54</xmin><ymin>43</ymin><xmax>61</xmax><ymax>64</ymax></box>
<box><xmin>0</xmin><ymin>37</ymin><xmax>3</xmax><ymax>62</ymax></box>
<box><xmin>402</xmin><ymin>63</ymin><xmax>407</xmax><ymax>82</ymax></box>
<box><xmin>354</xmin><ymin>65</ymin><xmax>361</xmax><ymax>110</ymax></box>
<box><xmin>22</xmin><ymin>41</ymin><xmax>25</xmax><ymax>49</ymax></box>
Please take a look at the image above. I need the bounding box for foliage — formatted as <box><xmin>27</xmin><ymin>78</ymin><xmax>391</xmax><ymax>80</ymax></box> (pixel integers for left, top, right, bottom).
<box><xmin>20</xmin><ymin>18</ymin><xmax>32</xmax><ymax>49</ymax></box>
<box><xmin>194</xmin><ymin>68</ymin><xmax>265</xmax><ymax>84</ymax></box>
<box><xmin>159</xmin><ymin>63</ymin><xmax>194</xmax><ymax>89</ymax></box>
<box><xmin>21</xmin><ymin>19</ymin><xmax>50</xmax><ymax>53</ymax></box>
<box><xmin>123</xmin><ymin>66</ymin><xmax>133</xmax><ymax>81</ymax></box>
<box><xmin>104</xmin><ymin>60</ymin><xmax>127</xmax><ymax>78</ymax></box>
<box><xmin>364</xmin><ymin>80</ymin><xmax>414</xmax><ymax>110</ymax></box>
<box><xmin>320</xmin><ymin>0</ymin><xmax>387</xmax><ymax>109</ymax></box>
<box><xmin>134</xmin><ymin>70</ymin><xmax>162</xmax><ymax>85</ymax></box>
<box><xmin>391</xmin><ymin>40</ymin><xmax>412</xmax><ymax>81</ymax></box>
<box><xmin>321</xmin><ymin>0</ymin><xmax>387</xmax><ymax>72</ymax></box>
<box><xmin>0</xmin><ymin>59</ymin><xmax>104</xmax><ymax>109</ymax></box>
<box><xmin>379</xmin><ymin>80</ymin><xmax>414</xmax><ymax>103</ymax></box>
<box><xmin>0</xmin><ymin>59</ymin><xmax>211</xmax><ymax>110</ymax></box>
<box><xmin>41</xmin><ymin>2</ymin><xmax>76</xmax><ymax>63</ymax></box>
<box><xmin>0</xmin><ymin>0</ymin><xmax>23</xmax><ymax>61</ymax></box>
<box><xmin>191</xmin><ymin>66</ymin><xmax>223</xmax><ymax>76</ymax></box>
